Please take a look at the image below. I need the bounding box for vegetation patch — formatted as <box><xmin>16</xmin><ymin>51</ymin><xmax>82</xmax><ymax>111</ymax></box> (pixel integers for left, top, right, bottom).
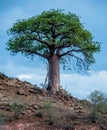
<box><xmin>40</xmin><ymin>98</ymin><xmax>60</xmax><ymax>125</ymax></box>
<box><xmin>86</xmin><ymin>90</ymin><xmax>107</xmax><ymax>125</ymax></box>
<box><xmin>7</xmin><ymin>100</ymin><xmax>28</xmax><ymax>120</ymax></box>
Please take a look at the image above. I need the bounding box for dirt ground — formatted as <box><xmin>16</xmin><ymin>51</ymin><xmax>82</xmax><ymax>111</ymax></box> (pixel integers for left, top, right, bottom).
<box><xmin>0</xmin><ymin>73</ymin><xmax>106</xmax><ymax>130</ymax></box>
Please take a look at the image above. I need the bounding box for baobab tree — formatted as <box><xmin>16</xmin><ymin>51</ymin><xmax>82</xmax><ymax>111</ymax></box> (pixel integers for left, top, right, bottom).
<box><xmin>6</xmin><ymin>9</ymin><xmax>100</xmax><ymax>93</ymax></box>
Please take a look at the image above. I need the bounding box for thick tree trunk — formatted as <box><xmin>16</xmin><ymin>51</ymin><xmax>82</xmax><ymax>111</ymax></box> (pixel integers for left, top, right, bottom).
<box><xmin>47</xmin><ymin>55</ymin><xmax>60</xmax><ymax>93</ymax></box>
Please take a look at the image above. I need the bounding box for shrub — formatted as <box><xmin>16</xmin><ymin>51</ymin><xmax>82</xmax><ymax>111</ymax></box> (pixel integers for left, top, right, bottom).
<box><xmin>87</xmin><ymin>90</ymin><xmax>107</xmax><ymax>124</ymax></box>
<box><xmin>41</xmin><ymin>98</ymin><xmax>60</xmax><ymax>125</ymax></box>
<box><xmin>7</xmin><ymin>101</ymin><xmax>28</xmax><ymax>119</ymax></box>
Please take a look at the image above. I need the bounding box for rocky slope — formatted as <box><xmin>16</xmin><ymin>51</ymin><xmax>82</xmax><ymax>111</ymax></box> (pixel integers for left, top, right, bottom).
<box><xmin>0</xmin><ymin>72</ymin><xmax>106</xmax><ymax>130</ymax></box>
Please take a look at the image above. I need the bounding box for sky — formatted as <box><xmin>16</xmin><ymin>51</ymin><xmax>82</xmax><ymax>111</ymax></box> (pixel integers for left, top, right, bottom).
<box><xmin>0</xmin><ymin>0</ymin><xmax>107</xmax><ymax>99</ymax></box>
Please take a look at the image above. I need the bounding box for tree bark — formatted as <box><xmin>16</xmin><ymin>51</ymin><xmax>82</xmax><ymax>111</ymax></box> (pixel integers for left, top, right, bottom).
<box><xmin>47</xmin><ymin>55</ymin><xmax>60</xmax><ymax>93</ymax></box>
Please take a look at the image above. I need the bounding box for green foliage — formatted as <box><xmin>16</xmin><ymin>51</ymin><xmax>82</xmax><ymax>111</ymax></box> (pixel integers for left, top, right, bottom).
<box><xmin>7</xmin><ymin>9</ymin><xmax>100</xmax><ymax>71</ymax></box>
<box><xmin>88</xmin><ymin>90</ymin><xmax>105</xmax><ymax>105</ymax></box>
<box><xmin>0</xmin><ymin>114</ymin><xmax>5</xmax><ymax>126</ymax></box>
<box><xmin>41</xmin><ymin>98</ymin><xmax>60</xmax><ymax>125</ymax></box>
<box><xmin>87</xmin><ymin>90</ymin><xmax>107</xmax><ymax>124</ymax></box>
<box><xmin>8</xmin><ymin>101</ymin><xmax>28</xmax><ymax>119</ymax></box>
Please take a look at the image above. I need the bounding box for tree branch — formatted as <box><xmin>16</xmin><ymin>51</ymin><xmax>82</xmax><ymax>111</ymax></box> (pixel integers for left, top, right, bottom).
<box><xmin>55</xmin><ymin>28</ymin><xmax>72</xmax><ymax>38</ymax></box>
<box><xmin>59</xmin><ymin>50</ymin><xmax>72</xmax><ymax>57</ymax></box>
<box><xmin>34</xmin><ymin>51</ymin><xmax>48</xmax><ymax>59</ymax></box>
<box><xmin>58</xmin><ymin>43</ymin><xmax>71</xmax><ymax>49</ymax></box>
<box><xmin>54</xmin><ymin>43</ymin><xmax>72</xmax><ymax>55</ymax></box>
<box><xmin>17</xmin><ymin>48</ymin><xmax>48</xmax><ymax>59</ymax></box>
<box><xmin>26</xmin><ymin>33</ymin><xmax>50</xmax><ymax>48</ymax></box>
<box><xmin>59</xmin><ymin>48</ymin><xmax>86</xmax><ymax>58</ymax></box>
<box><xmin>59</xmin><ymin>36</ymin><xmax>71</xmax><ymax>43</ymax></box>
<box><xmin>71</xmin><ymin>54</ymin><xmax>86</xmax><ymax>69</ymax></box>
<box><xmin>33</xmin><ymin>37</ymin><xmax>50</xmax><ymax>47</ymax></box>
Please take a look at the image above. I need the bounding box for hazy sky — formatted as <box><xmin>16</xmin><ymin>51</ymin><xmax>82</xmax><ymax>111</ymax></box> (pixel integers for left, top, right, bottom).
<box><xmin>0</xmin><ymin>0</ymin><xmax>107</xmax><ymax>99</ymax></box>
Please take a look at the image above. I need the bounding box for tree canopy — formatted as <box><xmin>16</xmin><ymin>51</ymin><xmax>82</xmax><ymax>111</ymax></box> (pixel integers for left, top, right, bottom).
<box><xmin>7</xmin><ymin>9</ymin><xmax>100</xmax><ymax>71</ymax></box>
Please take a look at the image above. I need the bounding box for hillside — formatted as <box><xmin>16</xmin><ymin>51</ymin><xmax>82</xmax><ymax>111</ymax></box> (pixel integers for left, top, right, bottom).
<box><xmin>0</xmin><ymin>72</ymin><xmax>106</xmax><ymax>130</ymax></box>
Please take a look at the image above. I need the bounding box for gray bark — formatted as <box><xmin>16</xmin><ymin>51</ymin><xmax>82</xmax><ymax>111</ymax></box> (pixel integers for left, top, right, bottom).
<box><xmin>47</xmin><ymin>55</ymin><xmax>60</xmax><ymax>93</ymax></box>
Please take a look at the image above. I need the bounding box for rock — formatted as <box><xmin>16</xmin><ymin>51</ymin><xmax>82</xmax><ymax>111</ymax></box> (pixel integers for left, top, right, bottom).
<box><xmin>0</xmin><ymin>93</ymin><xmax>3</xmax><ymax>98</ymax></box>
<box><xmin>64</xmin><ymin>101</ymin><xmax>72</xmax><ymax>107</ymax></box>
<box><xmin>29</xmin><ymin>89</ymin><xmax>36</xmax><ymax>94</ymax></box>
<box><xmin>16</xmin><ymin>89</ymin><xmax>25</xmax><ymax>95</ymax></box>
<box><xmin>0</xmin><ymin>86</ymin><xmax>5</xmax><ymax>90</ymax></box>
<box><xmin>33</xmin><ymin>104</ymin><xmax>38</xmax><ymax>110</ymax></box>
<box><xmin>30</xmin><ymin>103</ymin><xmax>39</xmax><ymax>110</ymax></box>
<box><xmin>71</xmin><ymin>103</ymin><xmax>75</xmax><ymax>108</ymax></box>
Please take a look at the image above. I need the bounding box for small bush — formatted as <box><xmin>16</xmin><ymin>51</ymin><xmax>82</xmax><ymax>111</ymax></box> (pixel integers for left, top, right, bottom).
<box><xmin>87</xmin><ymin>90</ymin><xmax>107</xmax><ymax>124</ymax></box>
<box><xmin>41</xmin><ymin>98</ymin><xmax>60</xmax><ymax>125</ymax></box>
<box><xmin>7</xmin><ymin>101</ymin><xmax>28</xmax><ymax>119</ymax></box>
